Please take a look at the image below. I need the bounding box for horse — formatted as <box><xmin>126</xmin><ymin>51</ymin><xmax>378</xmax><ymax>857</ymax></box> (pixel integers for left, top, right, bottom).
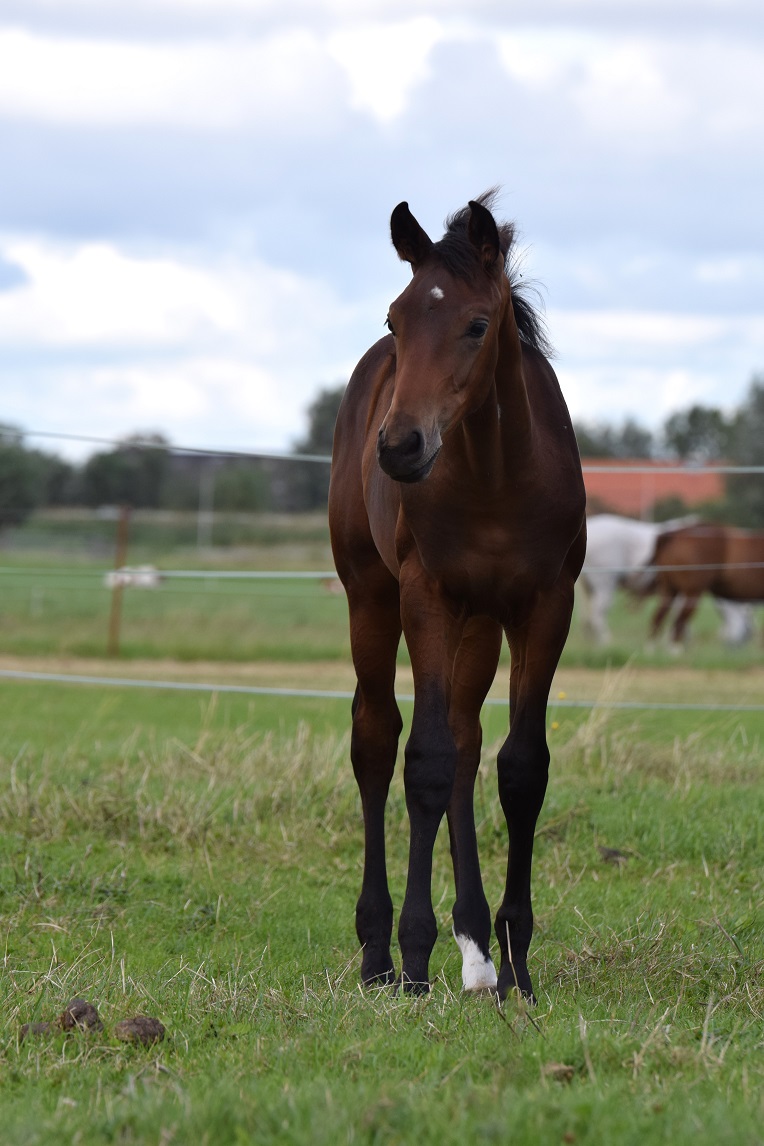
<box><xmin>579</xmin><ymin>513</ymin><xmax>696</xmax><ymax>645</ymax></box>
<box><xmin>328</xmin><ymin>193</ymin><xmax>586</xmax><ymax>1001</ymax></box>
<box><xmin>648</xmin><ymin>524</ymin><xmax>764</xmax><ymax>646</ymax></box>
<box><xmin>578</xmin><ymin>513</ymin><xmax>751</xmax><ymax>647</ymax></box>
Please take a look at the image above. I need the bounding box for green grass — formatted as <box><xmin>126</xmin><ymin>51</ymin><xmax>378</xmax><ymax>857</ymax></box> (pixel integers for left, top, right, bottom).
<box><xmin>0</xmin><ymin>572</ymin><xmax>351</xmax><ymax>660</ymax></box>
<box><xmin>1</xmin><ymin>547</ymin><xmax>762</xmax><ymax>667</ymax></box>
<box><xmin>0</xmin><ymin>679</ymin><xmax>762</xmax><ymax>1144</ymax></box>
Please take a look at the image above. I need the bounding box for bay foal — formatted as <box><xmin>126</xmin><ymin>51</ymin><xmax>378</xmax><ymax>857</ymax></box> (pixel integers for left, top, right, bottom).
<box><xmin>329</xmin><ymin>194</ymin><xmax>586</xmax><ymax>1000</ymax></box>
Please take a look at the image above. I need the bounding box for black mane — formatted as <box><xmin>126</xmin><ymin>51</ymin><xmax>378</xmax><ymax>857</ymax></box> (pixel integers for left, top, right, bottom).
<box><xmin>436</xmin><ymin>190</ymin><xmax>552</xmax><ymax>357</ymax></box>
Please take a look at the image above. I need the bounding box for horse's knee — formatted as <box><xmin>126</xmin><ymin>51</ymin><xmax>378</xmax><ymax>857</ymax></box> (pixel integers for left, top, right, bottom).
<box><xmin>497</xmin><ymin>740</ymin><xmax>549</xmax><ymax>814</ymax></box>
<box><xmin>351</xmin><ymin>694</ymin><xmax>402</xmax><ymax>781</ymax></box>
<box><xmin>403</xmin><ymin>727</ymin><xmax>457</xmax><ymax>818</ymax></box>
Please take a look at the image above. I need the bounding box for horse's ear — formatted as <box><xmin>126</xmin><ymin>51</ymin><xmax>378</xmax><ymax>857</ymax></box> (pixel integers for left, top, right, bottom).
<box><xmin>390</xmin><ymin>202</ymin><xmax>433</xmax><ymax>271</ymax></box>
<box><xmin>468</xmin><ymin>200</ymin><xmax>502</xmax><ymax>275</ymax></box>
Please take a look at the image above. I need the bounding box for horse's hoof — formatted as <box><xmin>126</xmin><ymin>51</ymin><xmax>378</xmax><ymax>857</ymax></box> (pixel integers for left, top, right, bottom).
<box><xmin>361</xmin><ymin>962</ymin><xmax>396</xmax><ymax>989</ymax></box>
<box><xmin>463</xmin><ymin>985</ymin><xmax>499</xmax><ymax>999</ymax></box>
<box><xmin>360</xmin><ymin>943</ymin><xmax>395</xmax><ymax>985</ymax></box>
<box><xmin>454</xmin><ymin>931</ymin><xmax>498</xmax><ymax>993</ymax></box>
<box><xmin>497</xmin><ymin>964</ymin><xmax>536</xmax><ymax>1005</ymax></box>
<box><xmin>396</xmin><ymin>974</ymin><xmax>431</xmax><ymax>996</ymax></box>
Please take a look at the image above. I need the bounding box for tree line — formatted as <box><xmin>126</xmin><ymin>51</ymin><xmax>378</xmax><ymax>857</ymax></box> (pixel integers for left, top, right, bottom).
<box><xmin>0</xmin><ymin>385</ymin><xmax>342</xmax><ymax>530</ymax></box>
<box><xmin>3</xmin><ymin>374</ymin><xmax>764</xmax><ymax>528</ymax></box>
<box><xmin>573</xmin><ymin>374</ymin><xmax>764</xmax><ymax>525</ymax></box>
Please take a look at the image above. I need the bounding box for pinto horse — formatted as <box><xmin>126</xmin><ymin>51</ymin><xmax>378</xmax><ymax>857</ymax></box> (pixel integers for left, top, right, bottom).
<box><xmin>648</xmin><ymin>524</ymin><xmax>764</xmax><ymax>645</ymax></box>
<box><xmin>328</xmin><ymin>194</ymin><xmax>586</xmax><ymax>1001</ymax></box>
<box><xmin>580</xmin><ymin>513</ymin><xmax>696</xmax><ymax>645</ymax></box>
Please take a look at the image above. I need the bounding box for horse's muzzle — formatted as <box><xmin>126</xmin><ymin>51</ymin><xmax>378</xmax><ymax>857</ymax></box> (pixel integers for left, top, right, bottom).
<box><xmin>376</xmin><ymin>425</ymin><xmax>441</xmax><ymax>483</ymax></box>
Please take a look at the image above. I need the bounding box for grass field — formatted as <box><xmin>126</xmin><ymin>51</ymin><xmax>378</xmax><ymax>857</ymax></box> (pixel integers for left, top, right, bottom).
<box><xmin>1</xmin><ymin>550</ymin><xmax>763</xmax><ymax>669</ymax></box>
<box><xmin>1</xmin><ymin>514</ymin><xmax>762</xmax><ymax>1143</ymax></box>
<box><xmin>0</xmin><ymin>673</ymin><xmax>762</xmax><ymax>1145</ymax></box>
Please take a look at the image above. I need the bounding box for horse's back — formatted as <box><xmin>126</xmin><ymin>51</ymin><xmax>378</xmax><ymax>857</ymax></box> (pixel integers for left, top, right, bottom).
<box><xmin>656</xmin><ymin>524</ymin><xmax>723</xmax><ymax>564</ymax></box>
<box><xmin>655</xmin><ymin>525</ymin><xmax>734</xmax><ymax>597</ymax></box>
<box><xmin>722</xmin><ymin>528</ymin><xmax>764</xmax><ymax>600</ymax></box>
<box><xmin>584</xmin><ymin>516</ymin><xmax>658</xmax><ymax>573</ymax></box>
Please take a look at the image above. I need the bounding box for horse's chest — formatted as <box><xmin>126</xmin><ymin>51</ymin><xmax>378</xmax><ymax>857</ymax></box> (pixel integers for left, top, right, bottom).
<box><xmin>415</xmin><ymin>524</ymin><xmax>556</xmax><ymax>614</ymax></box>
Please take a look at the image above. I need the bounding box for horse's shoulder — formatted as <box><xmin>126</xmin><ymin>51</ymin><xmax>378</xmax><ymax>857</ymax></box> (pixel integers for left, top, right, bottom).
<box><xmin>348</xmin><ymin>335</ymin><xmax>395</xmax><ymax>392</ymax></box>
<box><xmin>339</xmin><ymin>335</ymin><xmax>394</xmax><ymax>421</ymax></box>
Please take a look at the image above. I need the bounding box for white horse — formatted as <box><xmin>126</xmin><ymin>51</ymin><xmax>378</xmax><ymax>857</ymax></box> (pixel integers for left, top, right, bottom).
<box><xmin>579</xmin><ymin>514</ymin><xmax>754</xmax><ymax>646</ymax></box>
<box><xmin>103</xmin><ymin>565</ymin><xmax>162</xmax><ymax>589</ymax></box>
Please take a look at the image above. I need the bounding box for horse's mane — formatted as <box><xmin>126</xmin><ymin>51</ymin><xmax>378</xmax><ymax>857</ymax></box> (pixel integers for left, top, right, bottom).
<box><xmin>436</xmin><ymin>190</ymin><xmax>552</xmax><ymax>357</ymax></box>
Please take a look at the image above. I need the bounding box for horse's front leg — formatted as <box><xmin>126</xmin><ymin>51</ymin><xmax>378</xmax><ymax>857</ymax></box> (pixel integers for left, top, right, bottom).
<box><xmin>496</xmin><ymin>582</ymin><xmax>575</xmax><ymax>1003</ymax></box>
<box><xmin>397</xmin><ymin>571</ymin><xmax>462</xmax><ymax>992</ymax></box>
<box><xmin>448</xmin><ymin>615</ymin><xmax>502</xmax><ymax>992</ymax></box>
<box><xmin>347</xmin><ymin>575</ymin><xmax>403</xmax><ymax>986</ymax></box>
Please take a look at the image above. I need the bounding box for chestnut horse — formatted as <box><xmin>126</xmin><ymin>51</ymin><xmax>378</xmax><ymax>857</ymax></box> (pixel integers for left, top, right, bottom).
<box><xmin>328</xmin><ymin>194</ymin><xmax>586</xmax><ymax>1001</ymax></box>
<box><xmin>649</xmin><ymin>523</ymin><xmax>764</xmax><ymax>645</ymax></box>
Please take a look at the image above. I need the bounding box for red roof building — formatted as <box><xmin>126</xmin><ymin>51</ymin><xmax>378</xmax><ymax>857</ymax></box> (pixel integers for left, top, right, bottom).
<box><xmin>582</xmin><ymin>459</ymin><xmax>725</xmax><ymax>519</ymax></box>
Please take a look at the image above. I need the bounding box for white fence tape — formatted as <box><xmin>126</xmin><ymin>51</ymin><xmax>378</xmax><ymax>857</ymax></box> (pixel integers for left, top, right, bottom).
<box><xmin>1</xmin><ymin>668</ymin><xmax>763</xmax><ymax>713</ymax></box>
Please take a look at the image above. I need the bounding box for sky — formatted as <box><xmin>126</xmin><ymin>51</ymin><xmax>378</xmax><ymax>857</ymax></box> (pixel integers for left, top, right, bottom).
<box><xmin>1</xmin><ymin>0</ymin><xmax>763</xmax><ymax>460</ymax></box>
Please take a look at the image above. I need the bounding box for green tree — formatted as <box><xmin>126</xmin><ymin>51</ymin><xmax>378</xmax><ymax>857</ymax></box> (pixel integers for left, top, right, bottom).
<box><xmin>0</xmin><ymin>424</ymin><xmax>45</xmax><ymax>528</ymax></box>
<box><xmin>82</xmin><ymin>433</ymin><xmax>171</xmax><ymax>508</ymax></box>
<box><xmin>286</xmin><ymin>384</ymin><xmax>345</xmax><ymax>510</ymax></box>
<box><xmin>37</xmin><ymin>453</ymin><xmax>80</xmax><ymax>505</ymax></box>
<box><xmin>662</xmin><ymin>404</ymin><xmax>732</xmax><ymax>461</ymax></box>
<box><xmin>214</xmin><ymin>462</ymin><xmax>271</xmax><ymax>511</ymax></box>
<box><xmin>295</xmin><ymin>386</ymin><xmax>346</xmax><ymax>456</ymax></box>
<box><xmin>724</xmin><ymin>376</ymin><xmax>764</xmax><ymax>524</ymax></box>
<box><xmin>574</xmin><ymin>417</ymin><xmax>654</xmax><ymax>458</ymax></box>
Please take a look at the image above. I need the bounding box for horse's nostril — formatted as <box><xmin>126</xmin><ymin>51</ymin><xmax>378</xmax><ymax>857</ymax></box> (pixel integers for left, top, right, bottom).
<box><xmin>402</xmin><ymin>430</ymin><xmax>423</xmax><ymax>459</ymax></box>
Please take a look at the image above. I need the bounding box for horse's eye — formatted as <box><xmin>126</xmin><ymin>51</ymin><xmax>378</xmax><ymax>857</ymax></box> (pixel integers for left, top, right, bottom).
<box><xmin>466</xmin><ymin>320</ymin><xmax>488</xmax><ymax>339</ymax></box>
<box><xmin>385</xmin><ymin>316</ymin><xmax>396</xmax><ymax>336</ymax></box>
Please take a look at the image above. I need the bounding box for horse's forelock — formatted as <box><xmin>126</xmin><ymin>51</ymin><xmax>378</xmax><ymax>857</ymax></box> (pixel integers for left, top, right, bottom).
<box><xmin>433</xmin><ymin>191</ymin><xmax>552</xmax><ymax>357</ymax></box>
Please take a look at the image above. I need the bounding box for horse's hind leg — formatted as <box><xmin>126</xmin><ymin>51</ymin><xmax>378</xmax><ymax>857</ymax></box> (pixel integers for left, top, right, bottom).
<box><xmin>649</xmin><ymin>588</ymin><xmax>676</xmax><ymax>645</ymax></box>
<box><xmin>670</xmin><ymin>594</ymin><xmax>699</xmax><ymax>649</ymax></box>
<box><xmin>346</xmin><ymin>567</ymin><xmax>403</xmax><ymax>986</ymax></box>
<box><xmin>447</xmin><ymin>615</ymin><xmax>502</xmax><ymax>992</ymax></box>
<box><xmin>397</xmin><ymin>572</ymin><xmax>464</xmax><ymax>992</ymax></box>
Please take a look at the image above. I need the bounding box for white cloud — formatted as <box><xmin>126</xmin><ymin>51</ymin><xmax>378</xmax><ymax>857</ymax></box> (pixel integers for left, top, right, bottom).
<box><xmin>551</xmin><ymin>309</ymin><xmax>764</xmax><ymax>356</ymax></box>
<box><xmin>0</xmin><ymin>236</ymin><xmax>369</xmax><ymax>359</ymax></box>
<box><xmin>75</xmin><ymin>358</ymin><xmax>284</xmax><ymax>435</ymax></box>
<box><xmin>694</xmin><ymin>256</ymin><xmax>764</xmax><ymax>285</ymax></box>
<box><xmin>0</xmin><ymin>238</ymin><xmax>243</xmax><ymax>345</ymax></box>
<box><xmin>496</xmin><ymin>28</ymin><xmax>764</xmax><ymax>152</ymax></box>
<box><xmin>327</xmin><ymin>17</ymin><xmax>445</xmax><ymax>122</ymax></box>
<box><xmin>496</xmin><ymin>30</ymin><xmax>687</xmax><ymax>133</ymax></box>
<box><xmin>3</xmin><ymin>357</ymin><xmax>296</xmax><ymax>456</ymax></box>
<box><xmin>559</xmin><ymin>365</ymin><xmax>724</xmax><ymax>426</ymax></box>
<box><xmin>0</xmin><ymin>27</ymin><xmax>341</xmax><ymax>129</ymax></box>
<box><xmin>553</xmin><ymin>308</ymin><xmax>764</xmax><ymax>427</ymax></box>
<box><xmin>0</xmin><ymin>234</ymin><xmax>370</xmax><ymax>452</ymax></box>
